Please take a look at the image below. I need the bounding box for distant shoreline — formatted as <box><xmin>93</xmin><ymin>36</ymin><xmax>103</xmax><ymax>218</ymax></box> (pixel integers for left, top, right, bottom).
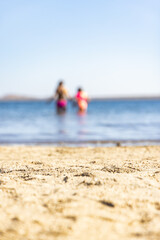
<box><xmin>0</xmin><ymin>95</ymin><xmax>160</xmax><ymax>102</ymax></box>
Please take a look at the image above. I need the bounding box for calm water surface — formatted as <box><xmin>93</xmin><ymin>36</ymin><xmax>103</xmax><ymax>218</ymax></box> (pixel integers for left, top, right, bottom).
<box><xmin>0</xmin><ymin>99</ymin><xmax>160</xmax><ymax>145</ymax></box>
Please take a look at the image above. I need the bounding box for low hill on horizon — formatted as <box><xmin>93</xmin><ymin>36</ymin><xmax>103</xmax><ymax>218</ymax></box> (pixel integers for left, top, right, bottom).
<box><xmin>0</xmin><ymin>94</ymin><xmax>41</xmax><ymax>101</ymax></box>
<box><xmin>0</xmin><ymin>94</ymin><xmax>160</xmax><ymax>101</ymax></box>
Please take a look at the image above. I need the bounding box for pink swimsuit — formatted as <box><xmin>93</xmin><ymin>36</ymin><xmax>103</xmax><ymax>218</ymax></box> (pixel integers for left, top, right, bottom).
<box><xmin>76</xmin><ymin>92</ymin><xmax>88</xmax><ymax>111</ymax></box>
<box><xmin>57</xmin><ymin>99</ymin><xmax>67</xmax><ymax>108</ymax></box>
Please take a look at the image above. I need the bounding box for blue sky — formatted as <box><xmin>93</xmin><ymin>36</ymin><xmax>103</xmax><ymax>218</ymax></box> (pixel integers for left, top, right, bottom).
<box><xmin>0</xmin><ymin>0</ymin><xmax>160</xmax><ymax>97</ymax></box>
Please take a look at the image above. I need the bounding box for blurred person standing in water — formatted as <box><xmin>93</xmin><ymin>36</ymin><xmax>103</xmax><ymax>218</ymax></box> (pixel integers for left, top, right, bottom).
<box><xmin>75</xmin><ymin>87</ymin><xmax>88</xmax><ymax>113</ymax></box>
<box><xmin>54</xmin><ymin>81</ymin><xmax>69</xmax><ymax>114</ymax></box>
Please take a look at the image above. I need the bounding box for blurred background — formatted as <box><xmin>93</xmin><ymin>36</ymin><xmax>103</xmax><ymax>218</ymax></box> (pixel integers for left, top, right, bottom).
<box><xmin>0</xmin><ymin>0</ymin><xmax>160</xmax><ymax>145</ymax></box>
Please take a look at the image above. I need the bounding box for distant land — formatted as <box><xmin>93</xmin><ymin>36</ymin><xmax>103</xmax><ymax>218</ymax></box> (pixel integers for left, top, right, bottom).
<box><xmin>0</xmin><ymin>94</ymin><xmax>160</xmax><ymax>102</ymax></box>
<box><xmin>0</xmin><ymin>94</ymin><xmax>41</xmax><ymax>101</ymax></box>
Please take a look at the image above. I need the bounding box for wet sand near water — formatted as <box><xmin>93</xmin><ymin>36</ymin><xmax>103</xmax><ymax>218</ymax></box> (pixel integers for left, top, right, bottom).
<box><xmin>0</xmin><ymin>146</ymin><xmax>160</xmax><ymax>240</ymax></box>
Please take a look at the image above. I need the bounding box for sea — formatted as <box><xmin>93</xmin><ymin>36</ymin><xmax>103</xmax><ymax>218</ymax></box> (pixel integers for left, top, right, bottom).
<box><xmin>0</xmin><ymin>99</ymin><xmax>160</xmax><ymax>146</ymax></box>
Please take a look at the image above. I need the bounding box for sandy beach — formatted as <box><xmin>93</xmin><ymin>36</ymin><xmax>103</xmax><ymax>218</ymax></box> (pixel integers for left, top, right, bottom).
<box><xmin>0</xmin><ymin>145</ymin><xmax>160</xmax><ymax>240</ymax></box>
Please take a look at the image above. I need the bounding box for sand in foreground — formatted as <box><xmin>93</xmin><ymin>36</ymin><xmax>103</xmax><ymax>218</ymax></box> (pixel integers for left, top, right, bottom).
<box><xmin>0</xmin><ymin>146</ymin><xmax>160</xmax><ymax>240</ymax></box>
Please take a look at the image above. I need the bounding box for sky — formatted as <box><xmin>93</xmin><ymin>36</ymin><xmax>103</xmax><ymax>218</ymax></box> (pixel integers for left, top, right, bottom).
<box><xmin>0</xmin><ymin>0</ymin><xmax>160</xmax><ymax>97</ymax></box>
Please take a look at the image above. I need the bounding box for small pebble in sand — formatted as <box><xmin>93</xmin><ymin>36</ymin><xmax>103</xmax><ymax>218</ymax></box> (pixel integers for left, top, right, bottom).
<box><xmin>99</xmin><ymin>200</ymin><xmax>115</xmax><ymax>208</ymax></box>
<box><xmin>63</xmin><ymin>176</ymin><xmax>68</xmax><ymax>183</ymax></box>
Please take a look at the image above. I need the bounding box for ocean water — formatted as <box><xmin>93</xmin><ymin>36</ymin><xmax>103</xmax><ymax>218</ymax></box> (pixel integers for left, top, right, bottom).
<box><xmin>0</xmin><ymin>99</ymin><xmax>160</xmax><ymax>145</ymax></box>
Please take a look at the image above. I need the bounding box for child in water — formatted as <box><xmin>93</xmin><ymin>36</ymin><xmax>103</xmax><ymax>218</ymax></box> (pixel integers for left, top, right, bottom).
<box><xmin>75</xmin><ymin>88</ymin><xmax>88</xmax><ymax>112</ymax></box>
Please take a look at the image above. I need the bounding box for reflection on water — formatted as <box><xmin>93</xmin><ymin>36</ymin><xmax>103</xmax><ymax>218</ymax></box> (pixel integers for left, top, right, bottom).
<box><xmin>56</xmin><ymin>113</ymin><xmax>67</xmax><ymax>136</ymax></box>
<box><xmin>0</xmin><ymin>99</ymin><xmax>160</xmax><ymax>144</ymax></box>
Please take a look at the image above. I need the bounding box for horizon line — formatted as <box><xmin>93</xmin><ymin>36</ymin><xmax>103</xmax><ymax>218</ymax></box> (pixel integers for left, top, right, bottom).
<box><xmin>0</xmin><ymin>93</ymin><xmax>160</xmax><ymax>101</ymax></box>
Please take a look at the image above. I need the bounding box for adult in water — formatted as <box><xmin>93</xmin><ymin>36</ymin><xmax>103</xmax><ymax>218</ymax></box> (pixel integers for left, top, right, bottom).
<box><xmin>54</xmin><ymin>81</ymin><xmax>69</xmax><ymax>114</ymax></box>
<box><xmin>75</xmin><ymin>88</ymin><xmax>88</xmax><ymax>113</ymax></box>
